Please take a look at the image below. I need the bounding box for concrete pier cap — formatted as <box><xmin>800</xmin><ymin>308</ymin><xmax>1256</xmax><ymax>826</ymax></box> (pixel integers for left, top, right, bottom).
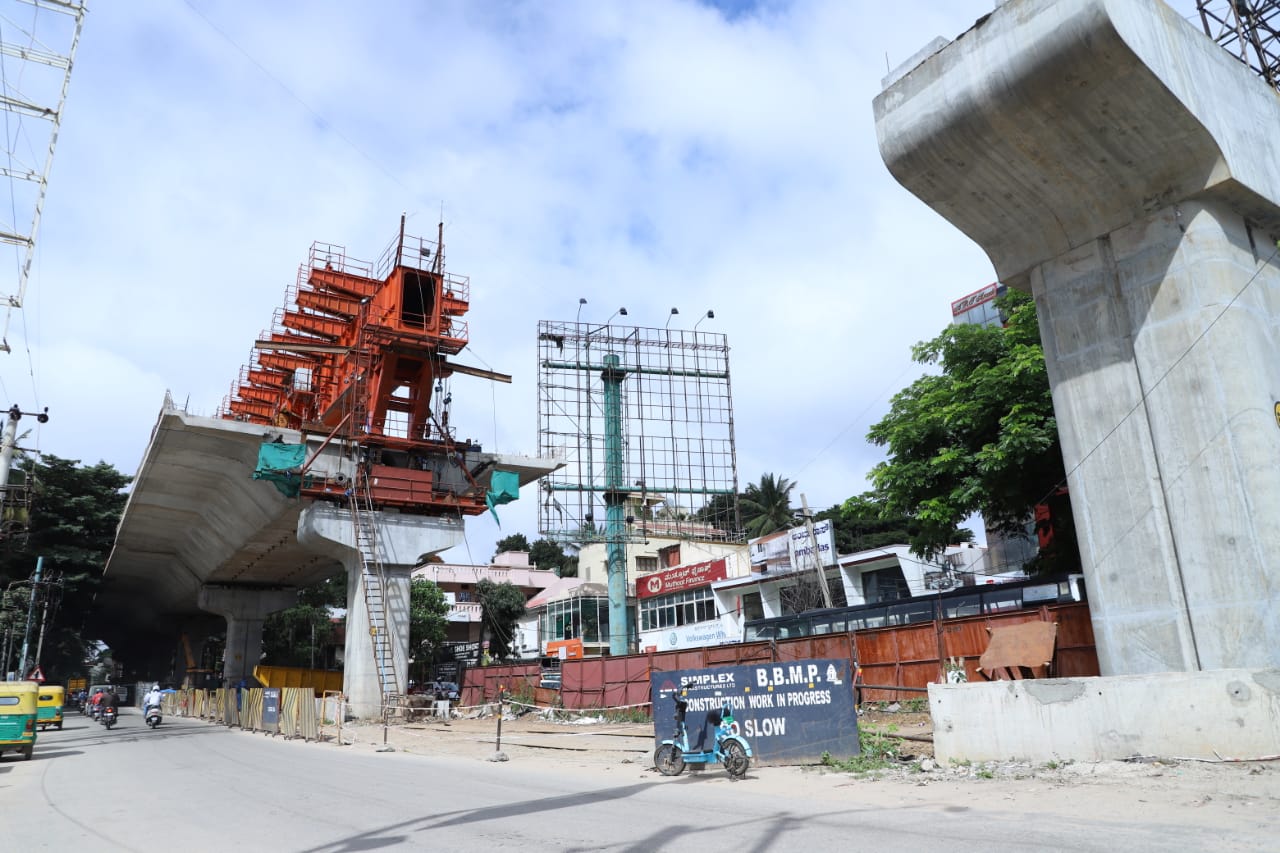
<box><xmin>874</xmin><ymin>0</ymin><xmax>1280</xmax><ymax>678</ymax></box>
<box><xmin>874</xmin><ymin>0</ymin><xmax>1280</xmax><ymax>283</ymax></box>
<box><xmin>299</xmin><ymin>503</ymin><xmax>464</xmax><ymax>718</ymax></box>
<box><xmin>197</xmin><ymin>584</ymin><xmax>298</xmax><ymax>686</ymax></box>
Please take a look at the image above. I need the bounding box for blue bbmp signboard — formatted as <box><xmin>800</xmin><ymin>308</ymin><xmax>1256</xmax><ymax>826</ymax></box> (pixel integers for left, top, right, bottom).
<box><xmin>650</xmin><ymin>658</ymin><xmax>859</xmax><ymax>764</ymax></box>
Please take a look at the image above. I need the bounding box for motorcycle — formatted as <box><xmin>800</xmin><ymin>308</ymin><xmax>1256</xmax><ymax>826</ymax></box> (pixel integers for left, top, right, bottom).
<box><xmin>100</xmin><ymin>706</ymin><xmax>117</xmax><ymax>729</ymax></box>
<box><xmin>88</xmin><ymin>702</ymin><xmax>102</xmax><ymax>721</ymax></box>
<box><xmin>144</xmin><ymin>705</ymin><xmax>162</xmax><ymax>729</ymax></box>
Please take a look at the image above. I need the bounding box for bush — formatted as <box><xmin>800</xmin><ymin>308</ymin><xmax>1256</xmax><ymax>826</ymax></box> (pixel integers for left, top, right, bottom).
<box><xmin>819</xmin><ymin>725</ymin><xmax>902</xmax><ymax>774</ymax></box>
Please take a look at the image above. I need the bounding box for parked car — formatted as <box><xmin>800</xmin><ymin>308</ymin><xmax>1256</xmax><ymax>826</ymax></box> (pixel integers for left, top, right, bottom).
<box><xmin>539</xmin><ymin>675</ymin><xmax>562</xmax><ymax>690</ymax></box>
<box><xmin>429</xmin><ymin>681</ymin><xmax>460</xmax><ymax>702</ymax></box>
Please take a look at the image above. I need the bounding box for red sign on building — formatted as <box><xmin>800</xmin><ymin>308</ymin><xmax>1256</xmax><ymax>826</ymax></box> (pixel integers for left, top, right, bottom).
<box><xmin>638</xmin><ymin>558</ymin><xmax>727</xmax><ymax>599</ymax></box>
<box><xmin>950</xmin><ymin>282</ymin><xmax>999</xmax><ymax>317</ymax></box>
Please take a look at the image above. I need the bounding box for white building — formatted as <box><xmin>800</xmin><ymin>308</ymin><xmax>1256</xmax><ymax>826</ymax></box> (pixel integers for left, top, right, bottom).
<box><xmin>712</xmin><ymin>540</ymin><xmax>1024</xmax><ymax>643</ymax></box>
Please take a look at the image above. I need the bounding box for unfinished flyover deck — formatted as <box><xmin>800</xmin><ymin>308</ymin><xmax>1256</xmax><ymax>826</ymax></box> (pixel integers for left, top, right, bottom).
<box><xmin>100</xmin><ymin>399</ymin><xmax>556</xmax><ymax>715</ymax></box>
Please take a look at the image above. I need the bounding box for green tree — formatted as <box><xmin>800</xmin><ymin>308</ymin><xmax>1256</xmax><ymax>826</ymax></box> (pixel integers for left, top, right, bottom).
<box><xmin>867</xmin><ymin>291</ymin><xmax>1072</xmax><ymax>562</ymax></box>
<box><xmin>0</xmin><ymin>455</ymin><xmax>130</xmax><ymax>681</ymax></box>
<box><xmin>817</xmin><ymin>493</ymin><xmax>973</xmax><ymax>555</ymax></box>
<box><xmin>494</xmin><ymin>533</ymin><xmax>530</xmax><ymax>556</ymax></box>
<box><xmin>261</xmin><ymin>575</ymin><xmax>346</xmax><ymax>668</ymax></box>
<box><xmin>408</xmin><ymin>577</ymin><xmax>450</xmax><ymax>660</ymax></box>
<box><xmin>528</xmin><ymin>538</ymin><xmax>568</xmax><ymax>574</ymax></box>
<box><xmin>694</xmin><ymin>491</ymin><xmax>742</xmax><ymax>535</ymax></box>
<box><xmin>475</xmin><ymin>578</ymin><xmax>527</xmax><ymax>661</ymax></box>
<box><xmin>556</xmin><ymin>555</ymin><xmax>579</xmax><ymax>578</ymax></box>
<box><xmin>739</xmin><ymin>473</ymin><xmax>796</xmax><ymax>538</ymax></box>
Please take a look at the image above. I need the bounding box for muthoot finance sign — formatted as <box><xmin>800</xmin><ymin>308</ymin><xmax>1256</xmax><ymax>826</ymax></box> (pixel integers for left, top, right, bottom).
<box><xmin>650</xmin><ymin>659</ymin><xmax>859</xmax><ymax>764</ymax></box>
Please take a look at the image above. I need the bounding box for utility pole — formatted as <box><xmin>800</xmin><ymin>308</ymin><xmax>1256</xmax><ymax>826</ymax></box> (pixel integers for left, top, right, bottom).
<box><xmin>33</xmin><ymin>577</ymin><xmax>55</xmax><ymax>672</ymax></box>
<box><xmin>0</xmin><ymin>405</ymin><xmax>48</xmax><ymax>489</ymax></box>
<box><xmin>17</xmin><ymin>556</ymin><xmax>42</xmax><ymax>678</ymax></box>
<box><xmin>0</xmin><ymin>406</ymin><xmax>21</xmax><ymax>491</ymax></box>
<box><xmin>800</xmin><ymin>495</ymin><xmax>834</xmax><ymax>610</ymax></box>
<box><xmin>2</xmin><ymin>618</ymin><xmax>13</xmax><ymax>678</ymax></box>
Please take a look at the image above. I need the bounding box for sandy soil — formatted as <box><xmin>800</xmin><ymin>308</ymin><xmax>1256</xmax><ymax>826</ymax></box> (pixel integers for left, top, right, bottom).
<box><xmin>324</xmin><ymin>704</ymin><xmax>1280</xmax><ymax>844</ymax></box>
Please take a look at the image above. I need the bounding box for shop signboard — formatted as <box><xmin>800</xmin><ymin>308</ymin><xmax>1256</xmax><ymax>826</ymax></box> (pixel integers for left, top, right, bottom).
<box><xmin>638</xmin><ymin>618</ymin><xmax>732</xmax><ymax>652</ymax></box>
<box><xmin>650</xmin><ymin>658</ymin><xmax>859</xmax><ymax>764</ymax></box>
<box><xmin>638</xmin><ymin>558</ymin><xmax>727</xmax><ymax>599</ymax></box>
<box><xmin>789</xmin><ymin>519</ymin><xmax>836</xmax><ymax>570</ymax></box>
<box><xmin>442</xmin><ymin>641</ymin><xmax>481</xmax><ymax>664</ymax></box>
<box><xmin>951</xmin><ymin>282</ymin><xmax>999</xmax><ymax>316</ymax></box>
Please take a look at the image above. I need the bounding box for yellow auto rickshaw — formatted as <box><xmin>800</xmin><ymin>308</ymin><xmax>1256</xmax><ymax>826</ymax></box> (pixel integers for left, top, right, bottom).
<box><xmin>37</xmin><ymin>684</ymin><xmax>64</xmax><ymax>730</ymax></box>
<box><xmin>0</xmin><ymin>680</ymin><xmax>38</xmax><ymax>761</ymax></box>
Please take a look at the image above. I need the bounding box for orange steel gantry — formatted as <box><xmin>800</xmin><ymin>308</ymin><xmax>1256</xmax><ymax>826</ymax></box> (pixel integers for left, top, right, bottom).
<box><xmin>220</xmin><ymin>218</ymin><xmax>510</xmax><ymax>516</ymax></box>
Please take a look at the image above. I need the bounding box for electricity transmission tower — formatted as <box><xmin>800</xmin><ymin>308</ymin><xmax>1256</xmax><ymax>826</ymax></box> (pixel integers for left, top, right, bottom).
<box><xmin>0</xmin><ymin>0</ymin><xmax>86</xmax><ymax>353</ymax></box>
<box><xmin>1197</xmin><ymin>0</ymin><xmax>1280</xmax><ymax>90</ymax></box>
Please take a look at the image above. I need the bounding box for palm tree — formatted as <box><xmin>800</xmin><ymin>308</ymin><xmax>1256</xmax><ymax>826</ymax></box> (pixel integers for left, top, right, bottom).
<box><xmin>740</xmin><ymin>473</ymin><xmax>797</xmax><ymax>537</ymax></box>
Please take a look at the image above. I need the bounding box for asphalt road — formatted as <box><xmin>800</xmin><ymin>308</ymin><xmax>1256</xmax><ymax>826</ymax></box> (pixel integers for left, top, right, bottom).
<box><xmin>1</xmin><ymin>710</ymin><xmax>1264</xmax><ymax>852</ymax></box>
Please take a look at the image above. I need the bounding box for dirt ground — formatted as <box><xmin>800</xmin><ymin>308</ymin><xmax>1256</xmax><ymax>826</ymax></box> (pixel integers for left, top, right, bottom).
<box><xmin>324</xmin><ymin>702</ymin><xmax>1280</xmax><ymax>844</ymax></box>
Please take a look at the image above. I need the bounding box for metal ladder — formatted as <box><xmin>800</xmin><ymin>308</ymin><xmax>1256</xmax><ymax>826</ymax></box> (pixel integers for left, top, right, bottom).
<box><xmin>349</xmin><ymin>467</ymin><xmax>399</xmax><ymax>707</ymax></box>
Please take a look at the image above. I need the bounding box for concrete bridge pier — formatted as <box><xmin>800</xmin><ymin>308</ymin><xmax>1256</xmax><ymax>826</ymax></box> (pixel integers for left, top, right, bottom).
<box><xmin>175</xmin><ymin>616</ymin><xmax>223</xmax><ymax>688</ymax></box>
<box><xmin>198</xmin><ymin>585</ymin><xmax>297</xmax><ymax>686</ymax></box>
<box><xmin>875</xmin><ymin>0</ymin><xmax>1280</xmax><ymax>674</ymax></box>
<box><xmin>299</xmin><ymin>503</ymin><xmax>463</xmax><ymax>718</ymax></box>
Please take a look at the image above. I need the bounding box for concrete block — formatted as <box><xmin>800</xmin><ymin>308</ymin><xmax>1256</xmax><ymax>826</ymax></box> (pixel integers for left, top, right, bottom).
<box><xmin>930</xmin><ymin>669</ymin><xmax>1280</xmax><ymax>763</ymax></box>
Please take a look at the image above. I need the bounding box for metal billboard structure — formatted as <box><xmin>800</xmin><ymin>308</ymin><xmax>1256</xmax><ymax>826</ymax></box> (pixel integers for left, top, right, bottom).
<box><xmin>537</xmin><ymin>320</ymin><xmax>743</xmax><ymax>654</ymax></box>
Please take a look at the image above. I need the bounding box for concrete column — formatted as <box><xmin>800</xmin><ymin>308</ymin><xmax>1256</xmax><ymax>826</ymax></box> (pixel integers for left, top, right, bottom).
<box><xmin>838</xmin><ymin>568</ymin><xmax>865</xmax><ymax>608</ymax></box>
<box><xmin>176</xmin><ymin>616</ymin><xmax>222</xmax><ymax>688</ymax></box>
<box><xmin>197</xmin><ymin>585</ymin><xmax>297</xmax><ymax>685</ymax></box>
<box><xmin>343</xmin><ymin>560</ymin><xmax>412</xmax><ymax>715</ymax></box>
<box><xmin>760</xmin><ymin>583</ymin><xmax>784</xmax><ymax>619</ymax></box>
<box><xmin>875</xmin><ymin>0</ymin><xmax>1280</xmax><ymax>674</ymax></box>
<box><xmin>1033</xmin><ymin>200</ymin><xmax>1280</xmax><ymax>673</ymax></box>
<box><xmin>299</xmin><ymin>503</ymin><xmax>463</xmax><ymax>718</ymax></box>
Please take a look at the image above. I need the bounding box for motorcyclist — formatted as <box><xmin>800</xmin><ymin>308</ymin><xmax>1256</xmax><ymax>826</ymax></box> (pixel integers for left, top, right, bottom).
<box><xmin>88</xmin><ymin>688</ymin><xmax>104</xmax><ymax>716</ymax></box>
<box><xmin>144</xmin><ymin>684</ymin><xmax>162</xmax><ymax>715</ymax></box>
<box><xmin>101</xmin><ymin>686</ymin><xmax>120</xmax><ymax>718</ymax></box>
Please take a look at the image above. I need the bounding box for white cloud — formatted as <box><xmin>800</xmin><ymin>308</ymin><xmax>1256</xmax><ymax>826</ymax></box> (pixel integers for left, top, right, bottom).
<box><xmin>0</xmin><ymin>0</ymin><xmax>1036</xmax><ymax>563</ymax></box>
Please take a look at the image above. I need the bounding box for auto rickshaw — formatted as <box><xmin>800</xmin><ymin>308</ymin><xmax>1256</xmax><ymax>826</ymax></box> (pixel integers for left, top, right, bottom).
<box><xmin>0</xmin><ymin>680</ymin><xmax>38</xmax><ymax>761</ymax></box>
<box><xmin>36</xmin><ymin>684</ymin><xmax>64</xmax><ymax>730</ymax></box>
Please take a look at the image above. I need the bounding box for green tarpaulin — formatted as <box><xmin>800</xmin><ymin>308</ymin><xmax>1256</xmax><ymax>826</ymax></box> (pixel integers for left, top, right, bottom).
<box><xmin>253</xmin><ymin>443</ymin><xmax>307</xmax><ymax>498</ymax></box>
<box><xmin>485</xmin><ymin>469</ymin><xmax>520</xmax><ymax>526</ymax></box>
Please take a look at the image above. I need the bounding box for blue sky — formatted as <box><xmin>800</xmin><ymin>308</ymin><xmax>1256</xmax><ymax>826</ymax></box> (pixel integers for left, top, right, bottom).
<box><xmin>0</xmin><ymin>0</ymin><xmax>1207</xmax><ymax>562</ymax></box>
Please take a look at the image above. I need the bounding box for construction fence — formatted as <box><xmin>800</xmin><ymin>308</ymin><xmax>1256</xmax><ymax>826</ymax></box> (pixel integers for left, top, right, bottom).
<box><xmin>462</xmin><ymin>602</ymin><xmax>1097</xmax><ymax>711</ymax></box>
<box><xmin>161</xmin><ymin>686</ymin><xmax>321</xmax><ymax>740</ymax></box>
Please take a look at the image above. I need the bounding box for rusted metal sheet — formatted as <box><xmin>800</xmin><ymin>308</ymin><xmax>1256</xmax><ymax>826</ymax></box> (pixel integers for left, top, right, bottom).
<box><xmin>460</xmin><ymin>663</ymin><xmax>537</xmax><ymax>706</ymax></box>
<box><xmin>978</xmin><ymin>620</ymin><xmax>1059</xmax><ymax>679</ymax></box>
<box><xmin>461</xmin><ymin>602</ymin><xmax>1098</xmax><ymax>713</ymax></box>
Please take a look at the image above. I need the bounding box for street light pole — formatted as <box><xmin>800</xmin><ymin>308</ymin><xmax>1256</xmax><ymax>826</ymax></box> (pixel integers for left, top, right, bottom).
<box><xmin>0</xmin><ymin>404</ymin><xmax>49</xmax><ymax>490</ymax></box>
